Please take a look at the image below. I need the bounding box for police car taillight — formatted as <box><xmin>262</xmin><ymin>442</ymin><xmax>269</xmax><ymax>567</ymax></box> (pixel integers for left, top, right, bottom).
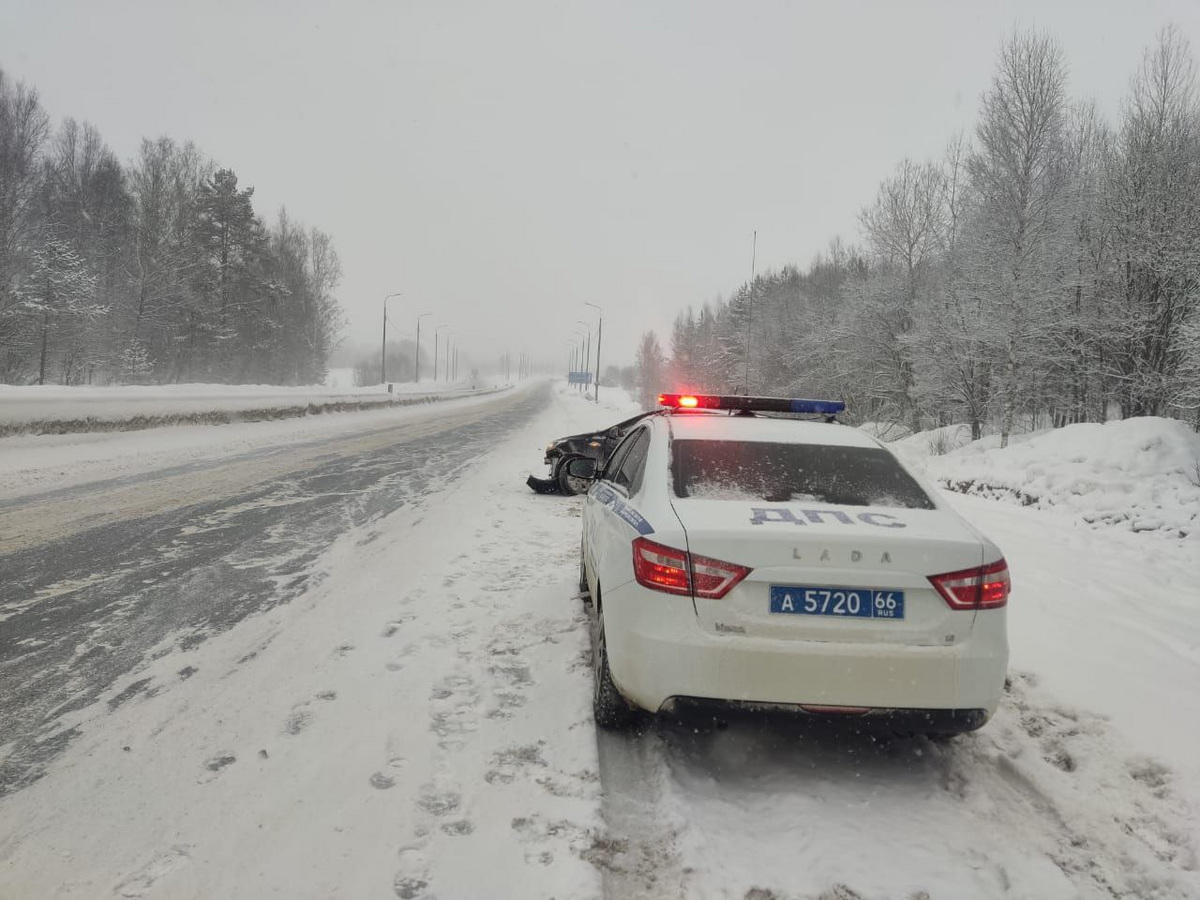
<box><xmin>632</xmin><ymin>537</ymin><xmax>752</xmax><ymax>600</ymax></box>
<box><xmin>929</xmin><ymin>558</ymin><xmax>1011</xmax><ymax>610</ymax></box>
<box><xmin>656</xmin><ymin>393</ymin><xmax>846</xmax><ymax>416</ymax></box>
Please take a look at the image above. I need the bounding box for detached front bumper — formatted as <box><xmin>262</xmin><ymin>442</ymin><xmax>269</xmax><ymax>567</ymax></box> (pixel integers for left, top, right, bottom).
<box><xmin>526</xmin><ymin>452</ymin><xmax>562</xmax><ymax>494</ymax></box>
<box><xmin>526</xmin><ymin>474</ymin><xmax>561</xmax><ymax>494</ymax></box>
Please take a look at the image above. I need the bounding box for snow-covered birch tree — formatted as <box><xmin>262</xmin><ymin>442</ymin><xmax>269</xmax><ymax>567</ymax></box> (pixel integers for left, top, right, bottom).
<box><xmin>966</xmin><ymin>29</ymin><xmax>1071</xmax><ymax>446</ymax></box>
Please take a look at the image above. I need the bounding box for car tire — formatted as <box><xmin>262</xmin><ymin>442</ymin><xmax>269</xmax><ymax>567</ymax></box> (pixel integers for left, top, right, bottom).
<box><xmin>578</xmin><ymin>547</ymin><xmax>590</xmax><ymax>598</ymax></box>
<box><xmin>557</xmin><ymin>456</ymin><xmax>590</xmax><ymax>495</ymax></box>
<box><xmin>592</xmin><ymin>606</ymin><xmax>635</xmax><ymax>730</ymax></box>
<box><xmin>926</xmin><ymin>732</ymin><xmax>959</xmax><ymax>744</ymax></box>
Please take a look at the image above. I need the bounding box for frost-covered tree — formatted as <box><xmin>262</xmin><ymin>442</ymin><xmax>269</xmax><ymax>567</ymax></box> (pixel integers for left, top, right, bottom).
<box><xmin>857</xmin><ymin>158</ymin><xmax>946</xmax><ymax>429</ymax></box>
<box><xmin>21</xmin><ymin>238</ymin><xmax>101</xmax><ymax>384</ymax></box>
<box><xmin>644</xmin><ymin>25</ymin><xmax>1200</xmax><ymax>436</ymax></box>
<box><xmin>966</xmin><ymin>29</ymin><xmax>1071</xmax><ymax>446</ymax></box>
<box><xmin>910</xmin><ymin>135</ymin><xmax>997</xmax><ymax>438</ymax></box>
<box><xmin>634</xmin><ymin>331</ymin><xmax>667</xmax><ymax>409</ymax></box>
<box><xmin>0</xmin><ymin>66</ymin><xmax>344</xmax><ymax>386</ymax></box>
<box><xmin>1103</xmin><ymin>25</ymin><xmax>1200</xmax><ymax>417</ymax></box>
<box><xmin>0</xmin><ymin>70</ymin><xmax>49</xmax><ymax>380</ymax></box>
<box><xmin>126</xmin><ymin>137</ymin><xmax>209</xmax><ymax>375</ymax></box>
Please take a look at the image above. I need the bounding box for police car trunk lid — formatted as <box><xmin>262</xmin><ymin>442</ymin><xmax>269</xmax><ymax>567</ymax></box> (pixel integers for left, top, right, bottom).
<box><xmin>670</xmin><ymin>499</ymin><xmax>985</xmax><ymax>645</ymax></box>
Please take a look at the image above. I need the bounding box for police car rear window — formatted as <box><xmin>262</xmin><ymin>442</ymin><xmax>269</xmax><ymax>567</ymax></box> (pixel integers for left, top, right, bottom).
<box><xmin>671</xmin><ymin>440</ymin><xmax>935</xmax><ymax>509</ymax></box>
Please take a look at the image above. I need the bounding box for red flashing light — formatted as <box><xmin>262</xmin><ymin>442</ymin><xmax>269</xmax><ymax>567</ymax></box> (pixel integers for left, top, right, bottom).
<box><xmin>658</xmin><ymin>392</ymin><xmax>719</xmax><ymax>410</ymax></box>
<box><xmin>632</xmin><ymin>537</ymin><xmax>752</xmax><ymax>599</ymax></box>
<box><xmin>656</xmin><ymin>393</ymin><xmax>846</xmax><ymax>416</ymax></box>
<box><xmin>929</xmin><ymin>559</ymin><xmax>1011</xmax><ymax>610</ymax></box>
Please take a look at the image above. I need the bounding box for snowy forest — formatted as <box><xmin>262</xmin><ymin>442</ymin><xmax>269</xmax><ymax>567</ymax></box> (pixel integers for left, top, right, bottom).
<box><xmin>0</xmin><ymin>67</ymin><xmax>342</xmax><ymax>386</ymax></box>
<box><xmin>638</xmin><ymin>27</ymin><xmax>1200</xmax><ymax>443</ymax></box>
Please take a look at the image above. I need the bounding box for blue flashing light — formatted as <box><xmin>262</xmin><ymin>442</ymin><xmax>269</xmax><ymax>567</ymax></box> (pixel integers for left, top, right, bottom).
<box><xmin>789</xmin><ymin>398</ymin><xmax>846</xmax><ymax>415</ymax></box>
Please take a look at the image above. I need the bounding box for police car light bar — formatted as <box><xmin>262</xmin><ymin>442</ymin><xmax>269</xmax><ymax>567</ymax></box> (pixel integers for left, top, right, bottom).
<box><xmin>657</xmin><ymin>393</ymin><xmax>846</xmax><ymax>416</ymax></box>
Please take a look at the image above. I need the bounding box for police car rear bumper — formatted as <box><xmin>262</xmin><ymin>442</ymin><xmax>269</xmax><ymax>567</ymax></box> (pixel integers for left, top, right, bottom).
<box><xmin>602</xmin><ymin>582</ymin><xmax>1007</xmax><ymax>718</ymax></box>
<box><xmin>660</xmin><ymin>697</ymin><xmax>990</xmax><ymax>734</ymax></box>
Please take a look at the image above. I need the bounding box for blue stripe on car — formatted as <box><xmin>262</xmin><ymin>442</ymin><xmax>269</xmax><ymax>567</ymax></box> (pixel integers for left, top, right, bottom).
<box><xmin>593</xmin><ymin>484</ymin><xmax>654</xmax><ymax>535</ymax></box>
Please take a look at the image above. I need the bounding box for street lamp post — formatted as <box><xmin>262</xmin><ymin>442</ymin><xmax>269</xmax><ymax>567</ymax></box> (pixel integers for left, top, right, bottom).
<box><xmin>572</xmin><ymin>328</ymin><xmax>588</xmax><ymax>392</ymax></box>
<box><xmin>744</xmin><ymin>230</ymin><xmax>757</xmax><ymax>393</ymax></box>
<box><xmin>577</xmin><ymin>320</ymin><xmax>592</xmax><ymax>395</ymax></box>
<box><xmin>585</xmin><ymin>302</ymin><xmax>602</xmax><ymax>403</ymax></box>
<box><xmin>381</xmin><ymin>292</ymin><xmax>402</xmax><ymax>384</ymax></box>
<box><xmin>564</xmin><ymin>339</ymin><xmax>576</xmax><ymax>382</ymax></box>
<box><xmin>415</xmin><ymin>312</ymin><xmax>432</xmax><ymax>383</ymax></box>
<box><xmin>433</xmin><ymin>324</ymin><xmax>447</xmax><ymax>383</ymax></box>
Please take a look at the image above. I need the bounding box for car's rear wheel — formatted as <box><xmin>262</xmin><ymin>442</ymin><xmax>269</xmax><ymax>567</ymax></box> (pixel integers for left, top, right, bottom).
<box><xmin>592</xmin><ymin>606</ymin><xmax>635</xmax><ymax>730</ymax></box>
<box><xmin>578</xmin><ymin>546</ymin><xmax>590</xmax><ymax>599</ymax></box>
<box><xmin>557</xmin><ymin>456</ymin><xmax>591</xmax><ymax>495</ymax></box>
<box><xmin>925</xmin><ymin>731</ymin><xmax>959</xmax><ymax>743</ymax></box>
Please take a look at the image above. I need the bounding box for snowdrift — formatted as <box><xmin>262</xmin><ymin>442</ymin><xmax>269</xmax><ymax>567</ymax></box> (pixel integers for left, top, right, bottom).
<box><xmin>0</xmin><ymin>380</ymin><xmax>490</xmax><ymax>437</ymax></box>
<box><xmin>888</xmin><ymin>417</ymin><xmax>1200</xmax><ymax>539</ymax></box>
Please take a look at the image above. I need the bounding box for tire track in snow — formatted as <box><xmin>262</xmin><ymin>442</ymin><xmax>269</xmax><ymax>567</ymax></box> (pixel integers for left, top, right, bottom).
<box><xmin>0</xmin><ymin>388</ymin><xmax>543</xmax><ymax>797</ymax></box>
<box><xmin>386</xmin><ymin>472</ymin><xmax>605</xmax><ymax>898</ymax></box>
<box><xmin>593</xmin><ymin>671</ymin><xmax>1198</xmax><ymax>899</ymax></box>
<box><xmin>977</xmin><ymin>672</ymin><xmax>1198</xmax><ymax>897</ymax></box>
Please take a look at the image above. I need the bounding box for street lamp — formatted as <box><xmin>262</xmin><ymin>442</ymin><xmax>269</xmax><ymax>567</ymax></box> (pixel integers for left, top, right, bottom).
<box><xmin>572</xmin><ymin>327</ymin><xmax>589</xmax><ymax>392</ymax></box>
<box><xmin>563</xmin><ymin>338</ymin><xmax>577</xmax><ymax>380</ymax></box>
<box><xmin>433</xmin><ymin>324</ymin><xmax>448</xmax><ymax>383</ymax></box>
<box><xmin>381</xmin><ymin>291</ymin><xmax>402</xmax><ymax>384</ymax></box>
<box><xmin>577</xmin><ymin>319</ymin><xmax>592</xmax><ymax>393</ymax></box>
<box><xmin>585</xmin><ymin>302</ymin><xmax>603</xmax><ymax>403</ymax></box>
<box><xmin>415</xmin><ymin>312</ymin><xmax>432</xmax><ymax>383</ymax></box>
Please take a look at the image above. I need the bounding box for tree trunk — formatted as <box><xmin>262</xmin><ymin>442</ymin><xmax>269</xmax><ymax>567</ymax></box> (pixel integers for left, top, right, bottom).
<box><xmin>1000</xmin><ymin>335</ymin><xmax>1016</xmax><ymax>449</ymax></box>
<box><xmin>38</xmin><ymin>310</ymin><xmax>49</xmax><ymax>385</ymax></box>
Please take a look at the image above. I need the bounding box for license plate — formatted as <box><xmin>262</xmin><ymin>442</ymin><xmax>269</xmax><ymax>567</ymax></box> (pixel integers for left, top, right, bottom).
<box><xmin>769</xmin><ymin>585</ymin><xmax>905</xmax><ymax>620</ymax></box>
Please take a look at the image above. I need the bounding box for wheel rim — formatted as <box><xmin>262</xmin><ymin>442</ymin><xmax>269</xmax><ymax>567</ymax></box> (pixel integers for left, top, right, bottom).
<box><xmin>566</xmin><ymin>474</ymin><xmax>590</xmax><ymax>495</ymax></box>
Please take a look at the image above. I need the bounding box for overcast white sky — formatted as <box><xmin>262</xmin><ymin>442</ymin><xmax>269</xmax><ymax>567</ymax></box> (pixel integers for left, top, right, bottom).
<box><xmin>3</xmin><ymin>0</ymin><xmax>1198</xmax><ymax>370</ymax></box>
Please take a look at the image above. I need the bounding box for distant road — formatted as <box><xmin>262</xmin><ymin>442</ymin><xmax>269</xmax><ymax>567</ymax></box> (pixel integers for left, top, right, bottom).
<box><xmin>0</xmin><ymin>383</ymin><xmax>549</xmax><ymax>796</ymax></box>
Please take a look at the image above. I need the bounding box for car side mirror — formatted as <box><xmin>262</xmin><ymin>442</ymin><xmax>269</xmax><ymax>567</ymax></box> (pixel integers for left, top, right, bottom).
<box><xmin>567</xmin><ymin>458</ymin><xmax>597</xmax><ymax>480</ymax></box>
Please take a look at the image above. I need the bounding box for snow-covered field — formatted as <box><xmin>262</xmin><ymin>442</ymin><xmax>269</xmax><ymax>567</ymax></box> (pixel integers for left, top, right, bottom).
<box><xmin>0</xmin><ymin>387</ymin><xmax>515</xmax><ymax>500</ymax></box>
<box><xmin>0</xmin><ymin>388</ymin><xmax>1197</xmax><ymax>899</ymax></box>
<box><xmin>890</xmin><ymin>417</ymin><xmax>1200</xmax><ymax>541</ymax></box>
<box><xmin>0</xmin><ymin>376</ymin><xmax>486</xmax><ymax>433</ymax></box>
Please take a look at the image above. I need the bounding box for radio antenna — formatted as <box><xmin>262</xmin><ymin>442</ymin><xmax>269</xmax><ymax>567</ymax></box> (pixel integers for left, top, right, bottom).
<box><xmin>743</xmin><ymin>230</ymin><xmax>757</xmax><ymax>394</ymax></box>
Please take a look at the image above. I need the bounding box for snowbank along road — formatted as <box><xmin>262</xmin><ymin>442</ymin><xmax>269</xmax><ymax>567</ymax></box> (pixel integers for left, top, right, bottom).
<box><xmin>0</xmin><ymin>383</ymin><xmax>1198</xmax><ymax>899</ymax></box>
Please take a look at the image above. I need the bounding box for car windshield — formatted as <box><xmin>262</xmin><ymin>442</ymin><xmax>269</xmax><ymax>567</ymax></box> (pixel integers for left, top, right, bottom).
<box><xmin>672</xmin><ymin>439</ymin><xmax>936</xmax><ymax>509</ymax></box>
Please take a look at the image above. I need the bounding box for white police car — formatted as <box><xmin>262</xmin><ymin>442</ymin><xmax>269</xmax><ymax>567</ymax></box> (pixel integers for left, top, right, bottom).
<box><xmin>572</xmin><ymin>393</ymin><xmax>1010</xmax><ymax>734</ymax></box>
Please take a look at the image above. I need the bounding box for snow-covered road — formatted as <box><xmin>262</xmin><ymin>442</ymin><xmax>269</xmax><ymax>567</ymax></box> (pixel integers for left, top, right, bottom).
<box><xmin>0</xmin><ymin>385</ymin><xmax>1197</xmax><ymax>899</ymax></box>
<box><xmin>0</xmin><ymin>386</ymin><xmax>551</xmax><ymax>794</ymax></box>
